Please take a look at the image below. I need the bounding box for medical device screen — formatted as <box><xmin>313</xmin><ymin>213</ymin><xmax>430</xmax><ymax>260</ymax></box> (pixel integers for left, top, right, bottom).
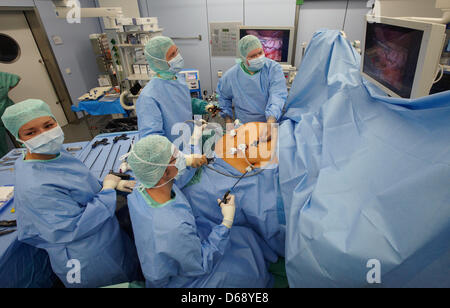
<box><xmin>363</xmin><ymin>23</ymin><xmax>423</xmax><ymax>98</ymax></box>
<box><xmin>240</xmin><ymin>29</ymin><xmax>291</xmax><ymax>63</ymax></box>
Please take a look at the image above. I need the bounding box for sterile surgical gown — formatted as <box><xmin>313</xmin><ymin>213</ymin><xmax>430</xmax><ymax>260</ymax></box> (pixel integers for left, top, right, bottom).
<box><xmin>136</xmin><ymin>75</ymin><xmax>194</xmax><ymax>147</ymax></box>
<box><xmin>127</xmin><ymin>184</ymin><xmax>274</xmax><ymax>288</ymax></box>
<box><xmin>14</xmin><ymin>151</ymin><xmax>140</xmax><ymax>288</ymax></box>
<box><xmin>182</xmin><ymin>158</ymin><xmax>286</xmax><ymax>258</ymax></box>
<box><xmin>279</xmin><ymin>29</ymin><xmax>450</xmax><ymax>287</ymax></box>
<box><xmin>216</xmin><ymin>59</ymin><xmax>287</xmax><ymax>123</ymax></box>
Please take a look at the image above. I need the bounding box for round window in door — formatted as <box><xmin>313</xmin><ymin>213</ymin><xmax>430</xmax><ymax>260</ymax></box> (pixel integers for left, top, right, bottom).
<box><xmin>0</xmin><ymin>33</ymin><xmax>21</xmax><ymax>63</ymax></box>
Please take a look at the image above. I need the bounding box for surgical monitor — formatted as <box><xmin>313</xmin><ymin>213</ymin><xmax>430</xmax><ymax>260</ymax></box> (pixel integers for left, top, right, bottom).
<box><xmin>361</xmin><ymin>16</ymin><xmax>446</xmax><ymax>99</ymax></box>
<box><xmin>238</xmin><ymin>26</ymin><xmax>294</xmax><ymax>65</ymax></box>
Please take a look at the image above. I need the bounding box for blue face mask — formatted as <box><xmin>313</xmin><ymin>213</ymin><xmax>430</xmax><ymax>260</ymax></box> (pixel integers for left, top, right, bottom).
<box><xmin>19</xmin><ymin>126</ymin><xmax>64</xmax><ymax>155</ymax></box>
<box><xmin>247</xmin><ymin>56</ymin><xmax>265</xmax><ymax>71</ymax></box>
<box><xmin>168</xmin><ymin>53</ymin><xmax>184</xmax><ymax>74</ymax></box>
<box><xmin>174</xmin><ymin>152</ymin><xmax>187</xmax><ymax>180</ymax></box>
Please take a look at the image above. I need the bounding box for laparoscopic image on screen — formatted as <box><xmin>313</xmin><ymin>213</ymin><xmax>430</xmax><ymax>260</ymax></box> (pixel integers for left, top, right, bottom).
<box><xmin>241</xmin><ymin>29</ymin><xmax>290</xmax><ymax>62</ymax></box>
<box><xmin>363</xmin><ymin>23</ymin><xmax>423</xmax><ymax>98</ymax></box>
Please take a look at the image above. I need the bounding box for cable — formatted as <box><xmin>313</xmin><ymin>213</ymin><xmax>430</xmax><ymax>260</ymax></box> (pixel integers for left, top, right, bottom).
<box><xmin>205</xmin><ymin>164</ymin><xmax>264</xmax><ymax>179</ymax></box>
<box><xmin>206</xmin><ymin>0</ymin><xmax>214</xmax><ymax>97</ymax></box>
<box><xmin>342</xmin><ymin>0</ymin><xmax>350</xmax><ymax>31</ymax></box>
<box><xmin>434</xmin><ymin>64</ymin><xmax>444</xmax><ymax>84</ymax></box>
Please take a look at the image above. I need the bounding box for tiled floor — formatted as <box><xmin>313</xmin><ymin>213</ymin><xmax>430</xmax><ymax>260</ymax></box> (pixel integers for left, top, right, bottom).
<box><xmin>61</xmin><ymin>115</ymin><xmax>113</xmax><ymax>143</ymax></box>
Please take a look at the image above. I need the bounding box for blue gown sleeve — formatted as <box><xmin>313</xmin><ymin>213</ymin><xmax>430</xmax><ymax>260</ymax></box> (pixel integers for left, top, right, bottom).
<box><xmin>216</xmin><ymin>74</ymin><xmax>234</xmax><ymax>120</ymax></box>
<box><xmin>265</xmin><ymin>64</ymin><xmax>288</xmax><ymax>121</ymax></box>
<box><xmin>136</xmin><ymin>94</ymin><xmax>164</xmax><ymax>139</ymax></box>
<box><xmin>149</xmin><ymin>211</ymin><xmax>230</xmax><ymax>286</ymax></box>
<box><xmin>19</xmin><ymin>187</ymin><xmax>117</xmax><ymax>245</ymax></box>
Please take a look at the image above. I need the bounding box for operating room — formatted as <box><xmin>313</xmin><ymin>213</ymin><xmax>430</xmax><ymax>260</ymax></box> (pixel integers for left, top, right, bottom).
<box><xmin>0</xmin><ymin>0</ymin><xmax>449</xmax><ymax>290</ymax></box>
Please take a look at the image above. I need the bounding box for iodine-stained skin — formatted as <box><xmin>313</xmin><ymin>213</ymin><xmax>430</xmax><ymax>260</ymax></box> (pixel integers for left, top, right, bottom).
<box><xmin>214</xmin><ymin>122</ymin><xmax>278</xmax><ymax>174</ymax></box>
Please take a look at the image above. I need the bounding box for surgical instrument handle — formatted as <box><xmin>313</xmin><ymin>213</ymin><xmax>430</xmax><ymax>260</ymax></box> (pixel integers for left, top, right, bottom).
<box><xmin>218</xmin><ymin>169</ymin><xmax>250</xmax><ymax>206</ymax></box>
<box><xmin>108</xmin><ymin>171</ymin><xmax>131</xmax><ymax>180</ymax></box>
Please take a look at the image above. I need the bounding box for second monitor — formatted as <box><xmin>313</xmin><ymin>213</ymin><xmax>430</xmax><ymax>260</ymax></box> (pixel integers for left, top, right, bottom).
<box><xmin>239</xmin><ymin>26</ymin><xmax>294</xmax><ymax>65</ymax></box>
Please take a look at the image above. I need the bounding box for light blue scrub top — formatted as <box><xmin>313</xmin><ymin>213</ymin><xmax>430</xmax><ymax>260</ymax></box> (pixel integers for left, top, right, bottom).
<box><xmin>136</xmin><ymin>76</ymin><xmax>194</xmax><ymax>148</ymax></box>
<box><xmin>128</xmin><ymin>184</ymin><xmax>230</xmax><ymax>288</ymax></box>
<box><xmin>13</xmin><ymin>151</ymin><xmax>140</xmax><ymax>288</ymax></box>
<box><xmin>216</xmin><ymin>59</ymin><xmax>288</xmax><ymax>123</ymax></box>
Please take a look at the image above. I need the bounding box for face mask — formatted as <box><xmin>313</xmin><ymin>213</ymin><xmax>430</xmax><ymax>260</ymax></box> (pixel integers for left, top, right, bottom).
<box><xmin>19</xmin><ymin>126</ymin><xmax>64</xmax><ymax>155</ymax></box>
<box><xmin>248</xmin><ymin>55</ymin><xmax>265</xmax><ymax>71</ymax></box>
<box><xmin>148</xmin><ymin>153</ymin><xmax>186</xmax><ymax>188</ymax></box>
<box><xmin>174</xmin><ymin>151</ymin><xmax>187</xmax><ymax>180</ymax></box>
<box><xmin>168</xmin><ymin>53</ymin><xmax>184</xmax><ymax>74</ymax></box>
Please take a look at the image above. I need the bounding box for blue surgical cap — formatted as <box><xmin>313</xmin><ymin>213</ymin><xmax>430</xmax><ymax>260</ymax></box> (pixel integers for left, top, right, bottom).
<box><xmin>128</xmin><ymin>135</ymin><xmax>175</xmax><ymax>188</ymax></box>
<box><xmin>144</xmin><ymin>36</ymin><xmax>176</xmax><ymax>80</ymax></box>
<box><xmin>1</xmin><ymin>99</ymin><xmax>54</xmax><ymax>139</ymax></box>
<box><xmin>239</xmin><ymin>35</ymin><xmax>263</xmax><ymax>60</ymax></box>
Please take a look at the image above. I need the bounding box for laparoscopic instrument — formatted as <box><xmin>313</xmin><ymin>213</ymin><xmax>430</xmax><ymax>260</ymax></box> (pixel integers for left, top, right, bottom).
<box><xmin>0</xmin><ymin>220</ymin><xmax>17</xmax><ymax>237</ymax></box>
<box><xmin>218</xmin><ymin>165</ymin><xmax>254</xmax><ymax>206</ymax></box>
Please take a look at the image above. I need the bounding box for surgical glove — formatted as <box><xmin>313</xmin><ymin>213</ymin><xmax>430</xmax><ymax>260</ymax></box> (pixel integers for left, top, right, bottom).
<box><xmin>259</xmin><ymin>119</ymin><xmax>277</xmax><ymax>143</ymax></box>
<box><xmin>217</xmin><ymin>194</ymin><xmax>236</xmax><ymax>228</ymax></box>
<box><xmin>102</xmin><ymin>174</ymin><xmax>121</xmax><ymax>191</ymax></box>
<box><xmin>190</xmin><ymin>123</ymin><xmax>206</xmax><ymax>145</ymax></box>
<box><xmin>225</xmin><ymin>117</ymin><xmax>234</xmax><ymax>131</ymax></box>
<box><xmin>117</xmin><ymin>180</ymin><xmax>136</xmax><ymax>193</ymax></box>
<box><xmin>185</xmin><ymin>154</ymin><xmax>208</xmax><ymax>168</ymax></box>
<box><xmin>119</xmin><ymin>161</ymin><xmax>131</xmax><ymax>173</ymax></box>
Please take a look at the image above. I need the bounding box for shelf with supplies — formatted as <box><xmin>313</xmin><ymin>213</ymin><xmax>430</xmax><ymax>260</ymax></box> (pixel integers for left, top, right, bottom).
<box><xmin>126</xmin><ymin>74</ymin><xmax>151</xmax><ymax>81</ymax></box>
<box><xmin>117</xmin><ymin>44</ymin><xmax>146</xmax><ymax>48</ymax></box>
<box><xmin>117</xmin><ymin>28</ymin><xmax>164</xmax><ymax>35</ymax></box>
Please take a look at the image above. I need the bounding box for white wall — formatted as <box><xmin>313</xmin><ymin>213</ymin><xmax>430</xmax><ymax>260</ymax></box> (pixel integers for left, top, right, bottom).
<box><xmin>295</xmin><ymin>1</ymin><xmax>370</xmax><ymax>66</ymax></box>
<box><xmin>374</xmin><ymin>0</ymin><xmax>444</xmax><ymax>18</ymax></box>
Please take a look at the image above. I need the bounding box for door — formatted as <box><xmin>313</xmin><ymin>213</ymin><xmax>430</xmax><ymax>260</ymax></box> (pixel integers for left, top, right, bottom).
<box><xmin>0</xmin><ymin>11</ymin><xmax>68</xmax><ymax>126</ymax></box>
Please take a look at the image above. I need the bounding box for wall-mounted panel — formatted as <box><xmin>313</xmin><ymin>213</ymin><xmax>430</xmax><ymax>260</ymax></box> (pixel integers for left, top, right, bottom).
<box><xmin>208</xmin><ymin>0</ymin><xmax>243</xmax><ymax>93</ymax></box>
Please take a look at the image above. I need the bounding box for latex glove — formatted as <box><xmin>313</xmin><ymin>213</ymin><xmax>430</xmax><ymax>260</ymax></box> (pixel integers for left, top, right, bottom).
<box><xmin>217</xmin><ymin>194</ymin><xmax>236</xmax><ymax>229</ymax></box>
<box><xmin>185</xmin><ymin>154</ymin><xmax>208</xmax><ymax>168</ymax></box>
<box><xmin>259</xmin><ymin>118</ymin><xmax>277</xmax><ymax>143</ymax></box>
<box><xmin>190</xmin><ymin>123</ymin><xmax>207</xmax><ymax>145</ymax></box>
<box><xmin>119</xmin><ymin>161</ymin><xmax>131</xmax><ymax>173</ymax></box>
<box><xmin>102</xmin><ymin>174</ymin><xmax>121</xmax><ymax>191</ymax></box>
<box><xmin>117</xmin><ymin>180</ymin><xmax>136</xmax><ymax>193</ymax></box>
<box><xmin>225</xmin><ymin>117</ymin><xmax>234</xmax><ymax>132</ymax></box>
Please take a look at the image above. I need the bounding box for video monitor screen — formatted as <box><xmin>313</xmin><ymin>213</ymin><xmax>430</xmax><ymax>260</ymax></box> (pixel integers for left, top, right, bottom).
<box><xmin>363</xmin><ymin>22</ymin><xmax>424</xmax><ymax>98</ymax></box>
<box><xmin>239</xmin><ymin>29</ymin><xmax>291</xmax><ymax>63</ymax></box>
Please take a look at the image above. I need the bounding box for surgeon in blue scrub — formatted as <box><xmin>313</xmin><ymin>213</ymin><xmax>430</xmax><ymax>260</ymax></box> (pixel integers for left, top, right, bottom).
<box><xmin>1</xmin><ymin>99</ymin><xmax>140</xmax><ymax>288</ymax></box>
<box><xmin>127</xmin><ymin>135</ymin><xmax>275</xmax><ymax>288</ymax></box>
<box><xmin>216</xmin><ymin>35</ymin><xmax>288</xmax><ymax>142</ymax></box>
<box><xmin>137</xmin><ymin>36</ymin><xmax>217</xmax><ymax>152</ymax></box>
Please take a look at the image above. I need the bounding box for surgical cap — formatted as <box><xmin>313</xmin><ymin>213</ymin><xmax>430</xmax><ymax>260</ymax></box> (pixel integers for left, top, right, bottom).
<box><xmin>239</xmin><ymin>35</ymin><xmax>263</xmax><ymax>60</ymax></box>
<box><xmin>1</xmin><ymin>99</ymin><xmax>54</xmax><ymax>139</ymax></box>
<box><xmin>128</xmin><ymin>135</ymin><xmax>174</xmax><ymax>188</ymax></box>
<box><xmin>144</xmin><ymin>36</ymin><xmax>176</xmax><ymax>79</ymax></box>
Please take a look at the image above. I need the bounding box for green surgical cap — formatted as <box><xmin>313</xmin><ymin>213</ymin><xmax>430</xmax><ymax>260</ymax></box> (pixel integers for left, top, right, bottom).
<box><xmin>1</xmin><ymin>99</ymin><xmax>54</xmax><ymax>139</ymax></box>
<box><xmin>144</xmin><ymin>36</ymin><xmax>176</xmax><ymax>80</ymax></box>
<box><xmin>128</xmin><ymin>135</ymin><xmax>174</xmax><ymax>188</ymax></box>
<box><xmin>238</xmin><ymin>35</ymin><xmax>263</xmax><ymax>61</ymax></box>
